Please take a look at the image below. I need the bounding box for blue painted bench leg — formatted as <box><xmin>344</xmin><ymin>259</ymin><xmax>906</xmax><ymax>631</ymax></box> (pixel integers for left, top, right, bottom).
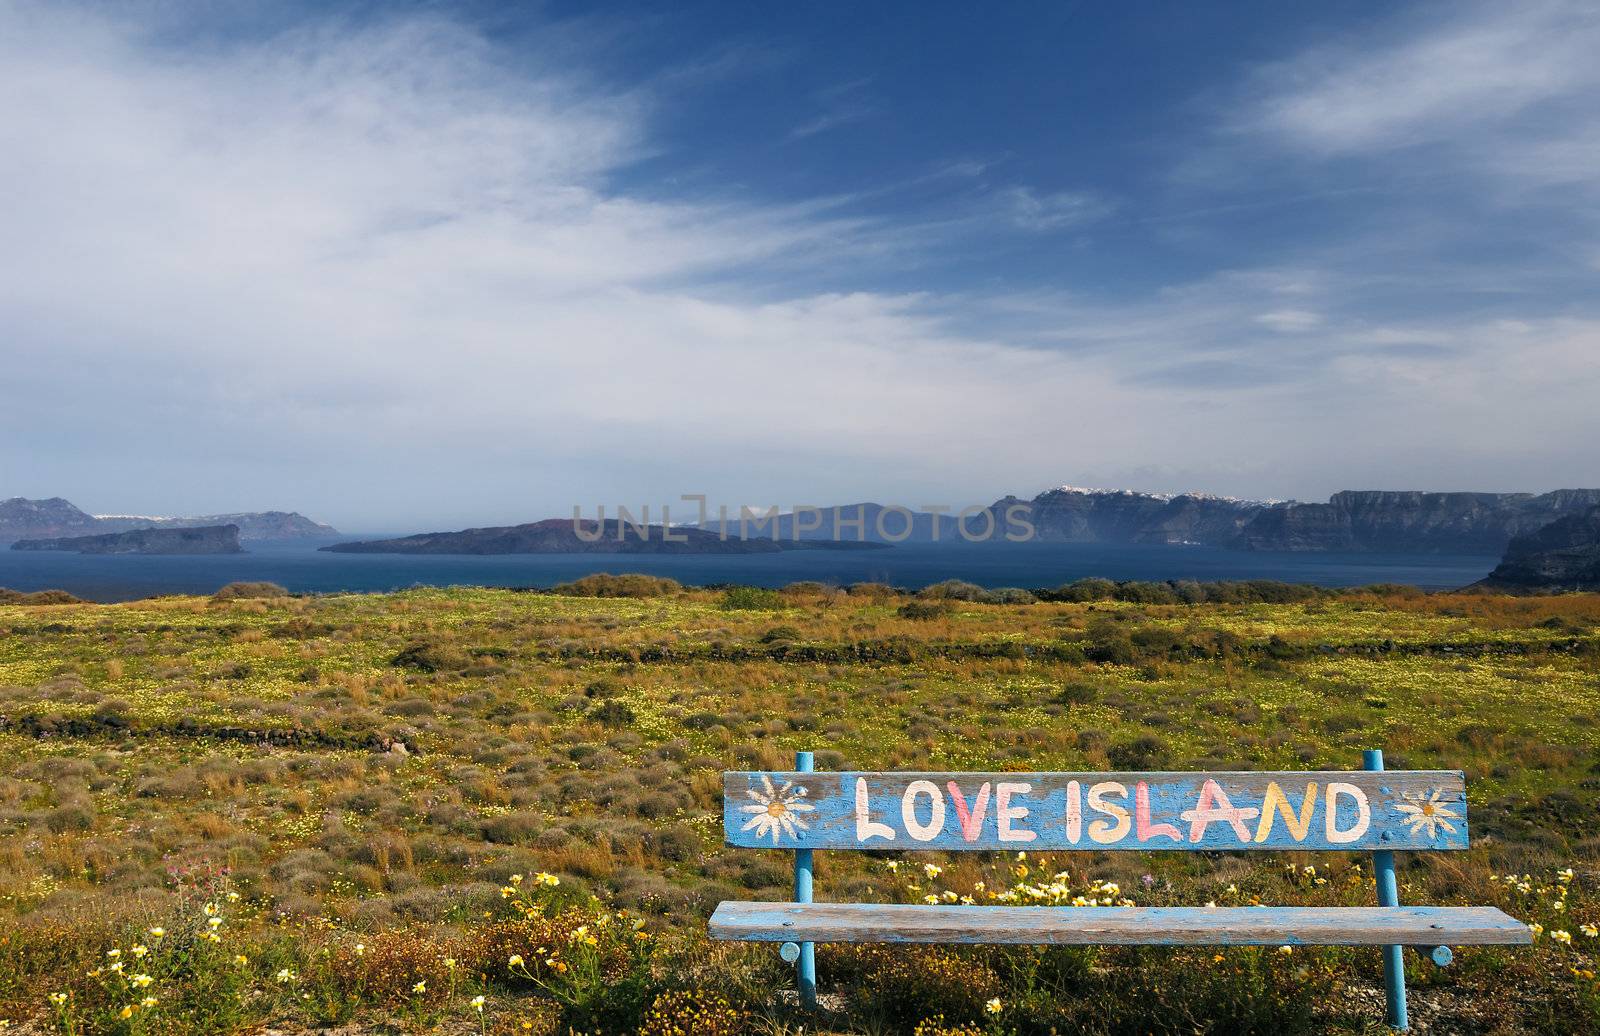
<box><xmin>1366</xmin><ymin>749</ymin><xmax>1409</xmax><ymax>1032</ymax></box>
<box><xmin>795</xmin><ymin>750</ymin><xmax>817</xmax><ymax>1010</ymax></box>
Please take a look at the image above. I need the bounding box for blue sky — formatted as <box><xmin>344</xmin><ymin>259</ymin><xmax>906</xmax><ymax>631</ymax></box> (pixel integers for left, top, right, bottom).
<box><xmin>3</xmin><ymin>1</ymin><xmax>1598</xmax><ymax>530</ymax></box>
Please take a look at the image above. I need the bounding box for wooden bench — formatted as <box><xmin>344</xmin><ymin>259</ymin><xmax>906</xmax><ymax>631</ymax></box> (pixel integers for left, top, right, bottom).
<box><xmin>710</xmin><ymin>750</ymin><xmax>1529</xmax><ymax>1032</ymax></box>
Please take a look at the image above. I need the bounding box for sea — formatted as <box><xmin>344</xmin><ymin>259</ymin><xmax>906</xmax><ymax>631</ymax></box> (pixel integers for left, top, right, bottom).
<box><xmin>0</xmin><ymin>540</ymin><xmax>1500</xmax><ymax>603</ymax></box>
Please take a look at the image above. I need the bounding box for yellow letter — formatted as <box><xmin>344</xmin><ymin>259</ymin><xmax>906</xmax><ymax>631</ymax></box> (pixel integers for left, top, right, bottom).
<box><xmin>1087</xmin><ymin>781</ymin><xmax>1131</xmax><ymax>844</ymax></box>
<box><xmin>1254</xmin><ymin>782</ymin><xmax>1319</xmax><ymax>843</ymax></box>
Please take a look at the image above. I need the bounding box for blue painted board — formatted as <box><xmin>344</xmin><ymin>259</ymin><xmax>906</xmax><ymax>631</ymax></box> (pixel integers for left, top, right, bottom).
<box><xmin>723</xmin><ymin>770</ymin><xmax>1468</xmax><ymax>851</ymax></box>
<box><xmin>708</xmin><ymin>902</ymin><xmax>1530</xmax><ymax>946</ymax></box>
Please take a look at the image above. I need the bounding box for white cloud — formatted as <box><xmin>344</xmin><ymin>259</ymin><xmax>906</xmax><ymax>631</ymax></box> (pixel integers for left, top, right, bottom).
<box><xmin>1254</xmin><ymin>309</ymin><xmax>1323</xmax><ymax>334</ymax></box>
<box><xmin>995</xmin><ymin>186</ymin><xmax>1112</xmax><ymax>232</ymax></box>
<box><xmin>1238</xmin><ymin>0</ymin><xmax>1600</xmax><ymax>191</ymax></box>
<box><xmin>0</xmin><ymin>3</ymin><xmax>1596</xmax><ymax>525</ymax></box>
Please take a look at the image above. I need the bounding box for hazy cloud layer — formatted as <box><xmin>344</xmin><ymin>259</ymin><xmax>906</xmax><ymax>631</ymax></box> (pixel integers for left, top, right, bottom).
<box><xmin>2</xmin><ymin>2</ymin><xmax>1597</xmax><ymax>530</ymax></box>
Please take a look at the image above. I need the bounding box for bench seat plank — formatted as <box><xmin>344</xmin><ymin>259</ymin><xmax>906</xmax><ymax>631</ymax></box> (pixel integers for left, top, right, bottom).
<box><xmin>709</xmin><ymin>902</ymin><xmax>1532</xmax><ymax>947</ymax></box>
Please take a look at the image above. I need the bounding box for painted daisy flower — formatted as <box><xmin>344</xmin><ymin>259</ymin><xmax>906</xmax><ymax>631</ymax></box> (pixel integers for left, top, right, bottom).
<box><xmin>739</xmin><ymin>776</ymin><xmax>814</xmax><ymax>843</ymax></box>
<box><xmin>1393</xmin><ymin>789</ymin><xmax>1460</xmax><ymax>839</ymax></box>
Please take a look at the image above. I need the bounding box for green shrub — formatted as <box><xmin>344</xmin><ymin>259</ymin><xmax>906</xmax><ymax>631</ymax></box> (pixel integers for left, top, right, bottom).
<box><xmin>719</xmin><ymin>587</ymin><xmax>781</xmax><ymax>610</ymax></box>
<box><xmin>588</xmin><ymin>700</ymin><xmax>636</xmax><ymax>727</ymax></box>
<box><xmin>0</xmin><ymin>587</ymin><xmax>86</xmax><ymax>604</ymax></box>
<box><xmin>212</xmin><ymin>581</ymin><xmax>288</xmax><ymax>600</ymax></box>
<box><xmin>390</xmin><ymin>641</ymin><xmax>466</xmax><ymax>672</ymax></box>
<box><xmin>553</xmin><ymin>573</ymin><xmax>681</xmax><ymax>598</ymax></box>
<box><xmin>1052</xmin><ymin>577</ymin><xmax>1116</xmax><ymax>602</ymax></box>
<box><xmin>918</xmin><ymin>579</ymin><xmax>985</xmax><ymax>601</ymax></box>
<box><xmin>980</xmin><ymin>587</ymin><xmax>1037</xmax><ymax>605</ymax></box>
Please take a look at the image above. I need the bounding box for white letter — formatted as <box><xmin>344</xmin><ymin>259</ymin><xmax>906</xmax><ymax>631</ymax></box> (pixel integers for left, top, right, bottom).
<box><xmin>995</xmin><ymin>782</ymin><xmax>1036</xmax><ymax>842</ymax></box>
<box><xmin>660</xmin><ymin>504</ymin><xmax>687</xmax><ymax>543</ymax></box>
<box><xmin>793</xmin><ymin>506</ymin><xmax>822</xmax><ymax>541</ymax></box>
<box><xmin>957</xmin><ymin>504</ymin><xmax>996</xmax><ymax>542</ymax></box>
<box><xmin>1325</xmin><ymin>783</ymin><xmax>1370</xmax><ymax>844</ymax></box>
<box><xmin>1005</xmin><ymin>503</ymin><xmax>1035</xmax><ymax>542</ymax></box>
<box><xmin>572</xmin><ymin>505</ymin><xmax>605</xmax><ymax>542</ymax></box>
<box><xmin>855</xmin><ymin>778</ymin><xmax>895</xmax><ymax>842</ymax></box>
<box><xmin>874</xmin><ymin>506</ymin><xmax>915</xmax><ymax>543</ymax></box>
<box><xmin>740</xmin><ymin>504</ymin><xmax>781</xmax><ymax>541</ymax></box>
<box><xmin>833</xmin><ymin>505</ymin><xmax>867</xmax><ymax>542</ymax></box>
<box><xmin>901</xmin><ymin>780</ymin><xmax>945</xmax><ymax>841</ymax></box>
<box><xmin>616</xmin><ymin>504</ymin><xmax>648</xmax><ymax>541</ymax></box>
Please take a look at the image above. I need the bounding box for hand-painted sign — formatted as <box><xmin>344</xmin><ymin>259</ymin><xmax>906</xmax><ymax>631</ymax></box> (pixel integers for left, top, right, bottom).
<box><xmin>723</xmin><ymin>771</ymin><xmax>1467</xmax><ymax>852</ymax></box>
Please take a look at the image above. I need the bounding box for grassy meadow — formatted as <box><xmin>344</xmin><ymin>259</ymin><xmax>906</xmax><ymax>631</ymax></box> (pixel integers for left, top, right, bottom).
<box><xmin>2</xmin><ymin>577</ymin><xmax>1600</xmax><ymax>1034</ymax></box>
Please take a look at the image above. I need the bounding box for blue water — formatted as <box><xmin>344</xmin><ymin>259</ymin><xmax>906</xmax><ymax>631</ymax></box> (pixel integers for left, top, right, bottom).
<box><xmin>0</xmin><ymin>541</ymin><xmax>1499</xmax><ymax>602</ymax></box>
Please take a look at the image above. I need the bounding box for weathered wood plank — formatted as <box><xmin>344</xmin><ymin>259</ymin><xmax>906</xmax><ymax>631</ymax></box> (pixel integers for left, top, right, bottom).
<box><xmin>723</xmin><ymin>770</ymin><xmax>1468</xmax><ymax>851</ymax></box>
<box><xmin>708</xmin><ymin>902</ymin><xmax>1531</xmax><ymax>946</ymax></box>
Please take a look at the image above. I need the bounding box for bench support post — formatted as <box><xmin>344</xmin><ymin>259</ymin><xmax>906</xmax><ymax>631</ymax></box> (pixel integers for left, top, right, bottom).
<box><xmin>794</xmin><ymin>750</ymin><xmax>817</xmax><ymax>1010</ymax></box>
<box><xmin>1365</xmin><ymin>749</ymin><xmax>1409</xmax><ymax>1032</ymax></box>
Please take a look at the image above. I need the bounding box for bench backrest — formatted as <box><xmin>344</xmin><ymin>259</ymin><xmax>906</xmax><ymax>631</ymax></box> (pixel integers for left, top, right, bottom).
<box><xmin>723</xmin><ymin>769</ymin><xmax>1468</xmax><ymax>852</ymax></box>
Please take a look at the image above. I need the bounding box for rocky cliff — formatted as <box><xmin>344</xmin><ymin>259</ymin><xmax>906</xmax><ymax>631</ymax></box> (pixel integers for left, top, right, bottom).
<box><xmin>971</xmin><ymin>486</ymin><xmax>1600</xmax><ymax>553</ymax></box>
<box><xmin>1474</xmin><ymin>507</ymin><xmax>1600</xmax><ymax>591</ymax></box>
<box><xmin>989</xmin><ymin>487</ymin><xmax>1271</xmax><ymax>545</ymax></box>
<box><xmin>0</xmin><ymin>497</ymin><xmax>102</xmax><ymax>542</ymax></box>
<box><xmin>1236</xmin><ymin>489</ymin><xmax>1600</xmax><ymax>553</ymax></box>
<box><xmin>95</xmin><ymin>511</ymin><xmax>338</xmax><ymax>541</ymax></box>
<box><xmin>12</xmin><ymin>524</ymin><xmax>244</xmax><ymax>555</ymax></box>
<box><xmin>1</xmin><ymin>497</ymin><xmax>338</xmax><ymax>544</ymax></box>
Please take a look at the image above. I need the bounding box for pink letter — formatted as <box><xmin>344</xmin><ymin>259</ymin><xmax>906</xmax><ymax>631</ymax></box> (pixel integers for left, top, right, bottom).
<box><xmin>1064</xmin><ymin>780</ymin><xmax>1082</xmax><ymax>844</ymax></box>
<box><xmin>946</xmin><ymin>781</ymin><xmax>992</xmax><ymax>842</ymax></box>
<box><xmin>1135</xmin><ymin>781</ymin><xmax>1183</xmax><ymax>842</ymax></box>
<box><xmin>1180</xmin><ymin>779</ymin><xmax>1260</xmax><ymax>843</ymax></box>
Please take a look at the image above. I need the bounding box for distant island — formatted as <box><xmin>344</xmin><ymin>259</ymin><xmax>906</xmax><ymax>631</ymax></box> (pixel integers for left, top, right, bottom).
<box><xmin>0</xmin><ymin>497</ymin><xmax>337</xmax><ymax>545</ymax></box>
<box><xmin>322</xmin><ymin>518</ymin><xmax>890</xmax><ymax>555</ymax></box>
<box><xmin>1474</xmin><ymin>505</ymin><xmax>1600</xmax><ymax>592</ymax></box>
<box><xmin>706</xmin><ymin>488</ymin><xmax>1600</xmax><ymax>554</ymax></box>
<box><xmin>11</xmin><ymin>487</ymin><xmax>1600</xmax><ymax>559</ymax></box>
<box><xmin>12</xmin><ymin>524</ymin><xmax>243</xmax><ymax>555</ymax></box>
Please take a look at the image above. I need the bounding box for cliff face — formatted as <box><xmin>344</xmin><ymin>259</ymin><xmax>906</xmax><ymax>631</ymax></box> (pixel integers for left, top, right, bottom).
<box><xmin>12</xmin><ymin>524</ymin><xmax>243</xmax><ymax>555</ymax></box>
<box><xmin>323</xmin><ymin>518</ymin><xmax>789</xmax><ymax>555</ymax></box>
<box><xmin>96</xmin><ymin>511</ymin><xmax>338</xmax><ymax>541</ymax></box>
<box><xmin>0</xmin><ymin>497</ymin><xmax>102</xmax><ymax>542</ymax></box>
<box><xmin>1476</xmin><ymin>506</ymin><xmax>1600</xmax><ymax>591</ymax></box>
<box><xmin>1236</xmin><ymin>490</ymin><xmax>1600</xmax><ymax>553</ymax></box>
<box><xmin>998</xmin><ymin>488</ymin><xmax>1269</xmax><ymax>545</ymax></box>
<box><xmin>1</xmin><ymin>498</ymin><xmax>338</xmax><ymax>544</ymax></box>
